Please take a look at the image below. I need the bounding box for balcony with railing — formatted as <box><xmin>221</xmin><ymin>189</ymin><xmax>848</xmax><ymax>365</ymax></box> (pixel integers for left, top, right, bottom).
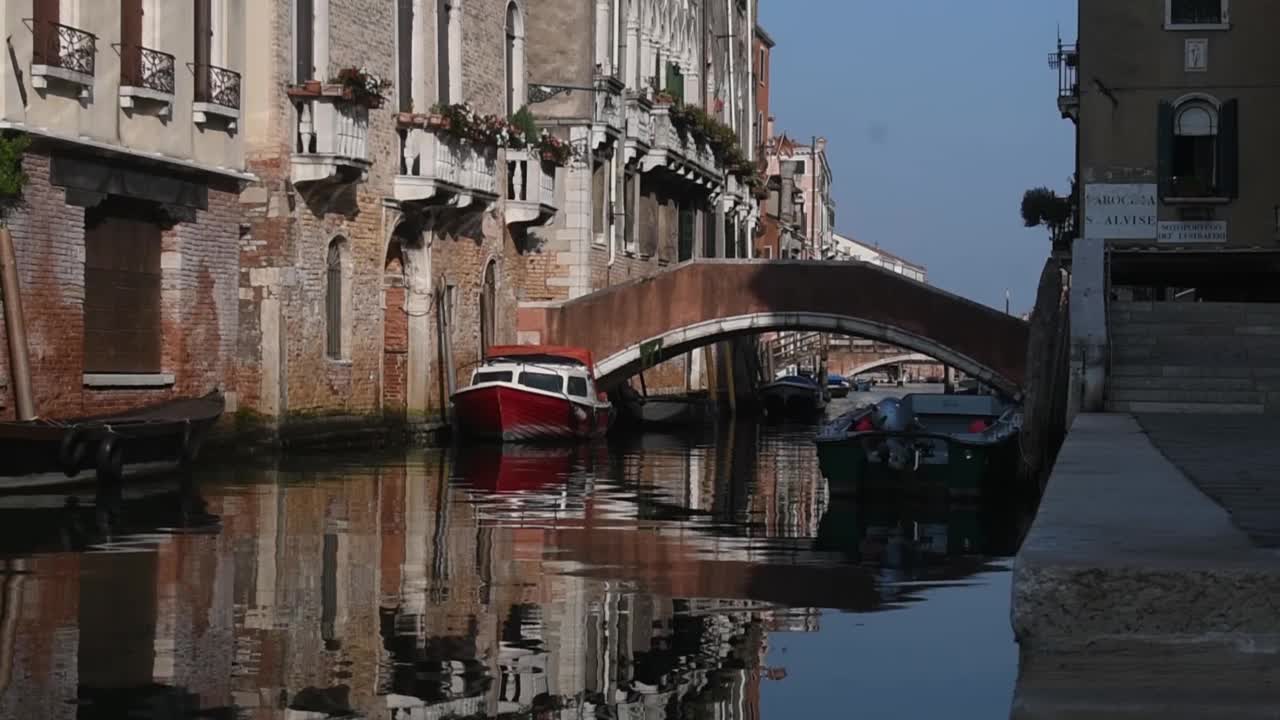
<box><xmin>622</xmin><ymin>94</ymin><xmax>654</xmax><ymax>164</ymax></box>
<box><xmin>505</xmin><ymin>151</ymin><xmax>557</xmax><ymax>228</ymax></box>
<box><xmin>118</xmin><ymin>45</ymin><xmax>175</xmax><ymax>116</ymax></box>
<box><xmin>193</xmin><ymin>64</ymin><xmax>242</xmax><ymax>130</ymax></box>
<box><xmin>394</xmin><ymin>117</ymin><xmax>498</xmax><ymax>209</ymax></box>
<box><xmin>290</xmin><ymin>94</ymin><xmax>371</xmax><ymax>185</ymax></box>
<box><xmin>642</xmin><ymin>105</ymin><xmax>722</xmax><ymax>186</ymax></box>
<box><xmin>1048</xmin><ymin>40</ymin><xmax>1079</xmax><ymax>121</ymax></box>
<box><xmin>30</xmin><ymin>20</ymin><xmax>96</xmax><ymax>96</ymax></box>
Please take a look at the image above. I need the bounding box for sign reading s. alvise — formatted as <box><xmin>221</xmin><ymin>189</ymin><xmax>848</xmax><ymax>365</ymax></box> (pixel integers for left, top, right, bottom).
<box><xmin>1158</xmin><ymin>221</ymin><xmax>1228</xmax><ymax>243</ymax></box>
<box><xmin>1084</xmin><ymin>183</ymin><xmax>1157</xmax><ymax>239</ymax></box>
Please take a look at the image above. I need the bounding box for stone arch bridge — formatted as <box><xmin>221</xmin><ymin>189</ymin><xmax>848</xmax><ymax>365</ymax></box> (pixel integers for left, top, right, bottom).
<box><xmin>517</xmin><ymin>260</ymin><xmax>1029</xmax><ymax>397</ymax></box>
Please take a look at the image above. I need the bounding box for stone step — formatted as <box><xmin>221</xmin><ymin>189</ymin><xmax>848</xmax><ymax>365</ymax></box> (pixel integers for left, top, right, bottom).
<box><xmin>1108</xmin><ymin>388</ymin><xmax>1264</xmax><ymax>404</ymax></box>
<box><xmin>1110</xmin><ymin>364</ymin><xmax>1262</xmax><ymax>379</ymax></box>
<box><xmin>1106</xmin><ymin>400</ymin><xmax>1266</xmax><ymax>415</ymax></box>
<box><xmin>1111</xmin><ymin>324</ymin><xmax>1280</xmax><ymax>338</ymax></box>
<box><xmin>1107</xmin><ymin>376</ymin><xmax>1257</xmax><ymax>391</ymax></box>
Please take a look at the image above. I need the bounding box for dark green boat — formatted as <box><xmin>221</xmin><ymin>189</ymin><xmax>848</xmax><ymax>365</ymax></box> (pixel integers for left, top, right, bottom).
<box><xmin>814</xmin><ymin>394</ymin><xmax>1021</xmax><ymax>498</ymax></box>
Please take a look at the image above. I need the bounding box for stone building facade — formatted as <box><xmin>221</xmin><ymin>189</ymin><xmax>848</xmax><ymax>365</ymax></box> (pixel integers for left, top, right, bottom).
<box><xmin>1067</xmin><ymin>0</ymin><xmax>1280</xmax><ymax>298</ymax></box>
<box><xmin>520</xmin><ymin>0</ymin><xmax>761</xmax><ymax>394</ymax></box>
<box><xmin>235</xmin><ymin>0</ymin><xmax>552</xmax><ymax>432</ymax></box>
<box><xmin>0</xmin><ymin>0</ymin><xmax>247</xmax><ymax>420</ymax></box>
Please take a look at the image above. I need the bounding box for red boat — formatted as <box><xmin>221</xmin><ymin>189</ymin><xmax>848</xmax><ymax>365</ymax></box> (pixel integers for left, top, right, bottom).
<box><xmin>451</xmin><ymin>345</ymin><xmax>613</xmax><ymax>442</ymax></box>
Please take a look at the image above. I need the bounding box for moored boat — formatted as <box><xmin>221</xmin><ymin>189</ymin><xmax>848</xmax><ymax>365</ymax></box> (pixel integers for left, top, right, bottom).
<box><xmin>759</xmin><ymin>374</ymin><xmax>826</xmax><ymax>419</ymax></box>
<box><xmin>0</xmin><ymin>391</ymin><xmax>225</xmax><ymax>485</ymax></box>
<box><xmin>815</xmin><ymin>393</ymin><xmax>1021</xmax><ymax>497</ymax></box>
<box><xmin>451</xmin><ymin>345</ymin><xmax>612</xmax><ymax>442</ymax></box>
<box><xmin>826</xmin><ymin>373</ymin><xmax>851</xmax><ymax>399</ymax></box>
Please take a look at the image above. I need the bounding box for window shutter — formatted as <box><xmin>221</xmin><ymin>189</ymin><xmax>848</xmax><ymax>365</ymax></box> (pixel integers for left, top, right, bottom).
<box><xmin>1157</xmin><ymin>100</ymin><xmax>1174</xmax><ymax>198</ymax></box>
<box><xmin>32</xmin><ymin>0</ymin><xmax>59</xmax><ymax>66</ymax></box>
<box><xmin>120</xmin><ymin>0</ymin><xmax>143</xmax><ymax>86</ymax></box>
<box><xmin>297</xmin><ymin>0</ymin><xmax>315</xmax><ymax>82</ymax></box>
<box><xmin>195</xmin><ymin>0</ymin><xmax>212</xmax><ymax>99</ymax></box>
<box><xmin>1218</xmin><ymin>98</ymin><xmax>1239</xmax><ymax>198</ymax></box>
<box><xmin>398</xmin><ymin>0</ymin><xmax>414</xmax><ymax>112</ymax></box>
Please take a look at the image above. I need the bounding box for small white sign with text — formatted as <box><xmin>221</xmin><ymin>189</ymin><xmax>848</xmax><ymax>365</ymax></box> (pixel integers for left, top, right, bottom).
<box><xmin>1158</xmin><ymin>221</ymin><xmax>1227</xmax><ymax>243</ymax></box>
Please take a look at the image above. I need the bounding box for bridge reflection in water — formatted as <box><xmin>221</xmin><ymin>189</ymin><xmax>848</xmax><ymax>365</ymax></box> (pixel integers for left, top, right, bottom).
<box><xmin>0</xmin><ymin>418</ymin><xmax>1027</xmax><ymax>720</ymax></box>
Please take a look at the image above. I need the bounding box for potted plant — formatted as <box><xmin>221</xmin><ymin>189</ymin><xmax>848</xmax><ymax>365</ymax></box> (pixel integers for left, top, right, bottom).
<box><xmin>332</xmin><ymin>67</ymin><xmax>391</xmax><ymax>109</ymax></box>
<box><xmin>535</xmin><ymin>133</ymin><xmax>571</xmax><ymax>165</ymax></box>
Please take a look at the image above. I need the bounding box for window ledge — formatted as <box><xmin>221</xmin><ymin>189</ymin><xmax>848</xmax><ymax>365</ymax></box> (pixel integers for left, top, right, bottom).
<box><xmin>119</xmin><ymin>86</ymin><xmax>175</xmax><ymax>117</ymax></box>
<box><xmin>31</xmin><ymin>65</ymin><xmax>93</xmax><ymax>97</ymax></box>
<box><xmin>83</xmin><ymin>373</ymin><xmax>175</xmax><ymax>388</ymax></box>
<box><xmin>1162</xmin><ymin>195</ymin><xmax>1231</xmax><ymax>205</ymax></box>
<box><xmin>327</xmin><ymin>358</ymin><xmax>353</xmax><ymax>367</ymax></box>
<box><xmin>193</xmin><ymin>101</ymin><xmax>240</xmax><ymax>132</ymax></box>
<box><xmin>1164</xmin><ymin>23</ymin><xmax>1230</xmax><ymax>31</ymax></box>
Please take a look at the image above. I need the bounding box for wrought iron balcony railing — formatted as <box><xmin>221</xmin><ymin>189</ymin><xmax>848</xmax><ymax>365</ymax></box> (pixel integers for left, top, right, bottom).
<box><xmin>194</xmin><ymin>64</ymin><xmax>242</xmax><ymax>110</ymax></box>
<box><xmin>33</xmin><ymin>20</ymin><xmax>96</xmax><ymax>77</ymax></box>
<box><xmin>121</xmin><ymin>45</ymin><xmax>175</xmax><ymax>94</ymax></box>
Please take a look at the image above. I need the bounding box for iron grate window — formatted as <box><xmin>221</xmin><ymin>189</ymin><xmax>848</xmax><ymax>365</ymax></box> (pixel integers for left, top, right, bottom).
<box><xmin>1170</xmin><ymin>0</ymin><xmax>1223</xmax><ymax>25</ymax></box>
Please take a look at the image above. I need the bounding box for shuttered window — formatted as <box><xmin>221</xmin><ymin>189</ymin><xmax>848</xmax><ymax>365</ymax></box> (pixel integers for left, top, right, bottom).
<box><xmin>398</xmin><ymin>0</ymin><xmax>413</xmax><ymax>112</ymax></box>
<box><xmin>436</xmin><ymin>0</ymin><xmax>451</xmax><ymax>104</ymax></box>
<box><xmin>195</xmin><ymin>0</ymin><xmax>214</xmax><ymax>102</ymax></box>
<box><xmin>296</xmin><ymin>0</ymin><xmax>315</xmax><ymax>82</ymax></box>
<box><xmin>32</xmin><ymin>0</ymin><xmax>59</xmax><ymax>66</ymax></box>
<box><xmin>677</xmin><ymin>203</ymin><xmax>695</xmax><ymax>261</ymax></box>
<box><xmin>1158</xmin><ymin>98</ymin><xmax>1238</xmax><ymax>199</ymax></box>
<box><xmin>84</xmin><ymin>204</ymin><xmax>163</xmax><ymax>374</ymax></box>
<box><xmin>121</xmin><ymin>0</ymin><xmax>143</xmax><ymax>86</ymax></box>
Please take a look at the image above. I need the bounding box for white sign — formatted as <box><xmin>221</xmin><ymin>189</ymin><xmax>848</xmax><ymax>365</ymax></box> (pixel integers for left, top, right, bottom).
<box><xmin>1084</xmin><ymin>183</ymin><xmax>1158</xmax><ymax>239</ymax></box>
<box><xmin>1185</xmin><ymin>38</ymin><xmax>1208</xmax><ymax>72</ymax></box>
<box><xmin>1158</xmin><ymin>221</ymin><xmax>1227</xmax><ymax>243</ymax></box>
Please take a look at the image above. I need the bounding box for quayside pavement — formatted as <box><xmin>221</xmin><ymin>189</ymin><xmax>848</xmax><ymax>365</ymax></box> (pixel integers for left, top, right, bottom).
<box><xmin>1010</xmin><ymin>413</ymin><xmax>1280</xmax><ymax>717</ymax></box>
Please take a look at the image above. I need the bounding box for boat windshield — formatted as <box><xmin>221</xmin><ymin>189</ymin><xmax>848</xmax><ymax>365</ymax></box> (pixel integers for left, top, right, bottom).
<box><xmin>567</xmin><ymin>376</ymin><xmax>588</xmax><ymax>397</ymax></box>
<box><xmin>519</xmin><ymin>371</ymin><xmax>563</xmax><ymax>393</ymax></box>
<box><xmin>473</xmin><ymin>371</ymin><xmax>513</xmax><ymax>385</ymax></box>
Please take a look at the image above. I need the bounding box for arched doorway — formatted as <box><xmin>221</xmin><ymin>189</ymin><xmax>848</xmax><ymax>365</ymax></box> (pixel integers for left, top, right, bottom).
<box><xmin>479</xmin><ymin>259</ymin><xmax>497</xmax><ymax>356</ymax></box>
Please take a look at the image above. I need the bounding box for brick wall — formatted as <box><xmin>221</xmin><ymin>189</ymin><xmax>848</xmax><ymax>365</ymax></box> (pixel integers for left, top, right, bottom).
<box><xmin>0</xmin><ymin>148</ymin><xmax>239</xmax><ymax>421</ymax></box>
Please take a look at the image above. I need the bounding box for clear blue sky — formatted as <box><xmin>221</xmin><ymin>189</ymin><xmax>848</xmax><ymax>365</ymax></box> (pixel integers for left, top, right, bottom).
<box><xmin>759</xmin><ymin>0</ymin><xmax>1078</xmax><ymax>312</ymax></box>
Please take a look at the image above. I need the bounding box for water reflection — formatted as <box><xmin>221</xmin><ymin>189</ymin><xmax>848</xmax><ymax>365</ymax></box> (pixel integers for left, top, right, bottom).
<box><xmin>0</xmin><ymin>416</ymin><xmax>1025</xmax><ymax>720</ymax></box>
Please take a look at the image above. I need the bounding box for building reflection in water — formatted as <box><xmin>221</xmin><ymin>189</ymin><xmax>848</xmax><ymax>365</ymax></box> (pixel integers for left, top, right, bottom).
<box><xmin>0</xmin><ymin>418</ymin><xmax>1020</xmax><ymax>720</ymax></box>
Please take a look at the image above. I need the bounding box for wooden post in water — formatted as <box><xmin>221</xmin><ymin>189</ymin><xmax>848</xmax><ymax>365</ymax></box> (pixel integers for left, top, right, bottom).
<box><xmin>0</xmin><ymin>228</ymin><xmax>34</xmax><ymax>420</ymax></box>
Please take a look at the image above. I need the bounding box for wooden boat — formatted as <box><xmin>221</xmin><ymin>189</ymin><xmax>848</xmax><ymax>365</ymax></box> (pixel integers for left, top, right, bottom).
<box><xmin>0</xmin><ymin>391</ymin><xmax>225</xmax><ymax>483</ymax></box>
<box><xmin>759</xmin><ymin>374</ymin><xmax>827</xmax><ymax>419</ymax></box>
<box><xmin>616</xmin><ymin>388</ymin><xmax>713</xmax><ymax>428</ymax></box>
<box><xmin>814</xmin><ymin>393</ymin><xmax>1021</xmax><ymax>497</ymax></box>
<box><xmin>451</xmin><ymin>345</ymin><xmax>613</xmax><ymax>442</ymax></box>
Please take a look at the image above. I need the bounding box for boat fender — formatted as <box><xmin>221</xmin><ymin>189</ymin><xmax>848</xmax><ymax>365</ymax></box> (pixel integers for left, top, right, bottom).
<box><xmin>95</xmin><ymin>433</ymin><xmax>125</xmax><ymax>483</ymax></box>
<box><xmin>57</xmin><ymin>428</ymin><xmax>89</xmax><ymax>477</ymax></box>
<box><xmin>179</xmin><ymin>420</ymin><xmax>203</xmax><ymax>464</ymax></box>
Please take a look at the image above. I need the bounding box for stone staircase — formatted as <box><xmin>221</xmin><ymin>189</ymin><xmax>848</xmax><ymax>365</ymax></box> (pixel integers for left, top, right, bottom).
<box><xmin>1107</xmin><ymin>301</ymin><xmax>1280</xmax><ymax>415</ymax></box>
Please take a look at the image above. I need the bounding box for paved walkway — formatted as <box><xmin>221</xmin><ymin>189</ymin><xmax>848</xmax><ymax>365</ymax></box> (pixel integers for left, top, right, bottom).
<box><xmin>1138</xmin><ymin>414</ymin><xmax>1280</xmax><ymax>548</ymax></box>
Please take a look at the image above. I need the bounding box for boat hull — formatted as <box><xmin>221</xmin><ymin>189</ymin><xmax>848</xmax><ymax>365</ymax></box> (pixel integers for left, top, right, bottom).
<box><xmin>453</xmin><ymin>385</ymin><xmax>611</xmax><ymax>442</ymax></box>
<box><xmin>759</xmin><ymin>382</ymin><xmax>826</xmax><ymax>419</ymax></box>
<box><xmin>816</xmin><ymin>433</ymin><xmax>1015</xmax><ymax>498</ymax></box>
<box><xmin>0</xmin><ymin>392</ymin><xmax>224</xmax><ymax>483</ymax></box>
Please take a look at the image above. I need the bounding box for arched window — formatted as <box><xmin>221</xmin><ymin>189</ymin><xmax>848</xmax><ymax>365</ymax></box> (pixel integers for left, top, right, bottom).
<box><xmin>1162</xmin><ymin>95</ymin><xmax>1236</xmax><ymax>199</ymax></box>
<box><xmin>326</xmin><ymin>237</ymin><xmax>348</xmax><ymax>359</ymax></box>
<box><xmin>479</xmin><ymin>259</ymin><xmax>497</xmax><ymax>355</ymax></box>
<box><xmin>505</xmin><ymin>3</ymin><xmax>525</xmax><ymax>115</ymax></box>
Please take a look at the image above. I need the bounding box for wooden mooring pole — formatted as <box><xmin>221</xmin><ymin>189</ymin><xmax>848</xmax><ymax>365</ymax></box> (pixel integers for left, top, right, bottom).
<box><xmin>0</xmin><ymin>228</ymin><xmax>34</xmax><ymax>420</ymax></box>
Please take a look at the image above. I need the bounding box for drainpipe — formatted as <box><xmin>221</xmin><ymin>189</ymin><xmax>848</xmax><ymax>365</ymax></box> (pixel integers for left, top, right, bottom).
<box><xmin>725</xmin><ymin>0</ymin><xmax>735</xmax><ymax>129</ymax></box>
<box><xmin>746</xmin><ymin>0</ymin><xmax>754</xmax><ymax>163</ymax></box>
<box><xmin>607</xmin><ymin>154</ymin><xmax>618</xmax><ymax>273</ymax></box>
<box><xmin>0</xmin><ymin>229</ymin><xmax>35</xmax><ymax>421</ymax></box>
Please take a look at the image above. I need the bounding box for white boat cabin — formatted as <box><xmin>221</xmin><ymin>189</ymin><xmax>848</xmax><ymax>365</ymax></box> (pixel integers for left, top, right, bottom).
<box><xmin>469</xmin><ymin>359</ymin><xmax>601</xmax><ymax>403</ymax></box>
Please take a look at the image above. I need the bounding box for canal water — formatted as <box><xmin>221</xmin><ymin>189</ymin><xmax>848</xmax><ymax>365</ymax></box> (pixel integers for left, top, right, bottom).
<box><xmin>0</xmin><ymin>386</ymin><xmax>1033</xmax><ymax>720</ymax></box>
